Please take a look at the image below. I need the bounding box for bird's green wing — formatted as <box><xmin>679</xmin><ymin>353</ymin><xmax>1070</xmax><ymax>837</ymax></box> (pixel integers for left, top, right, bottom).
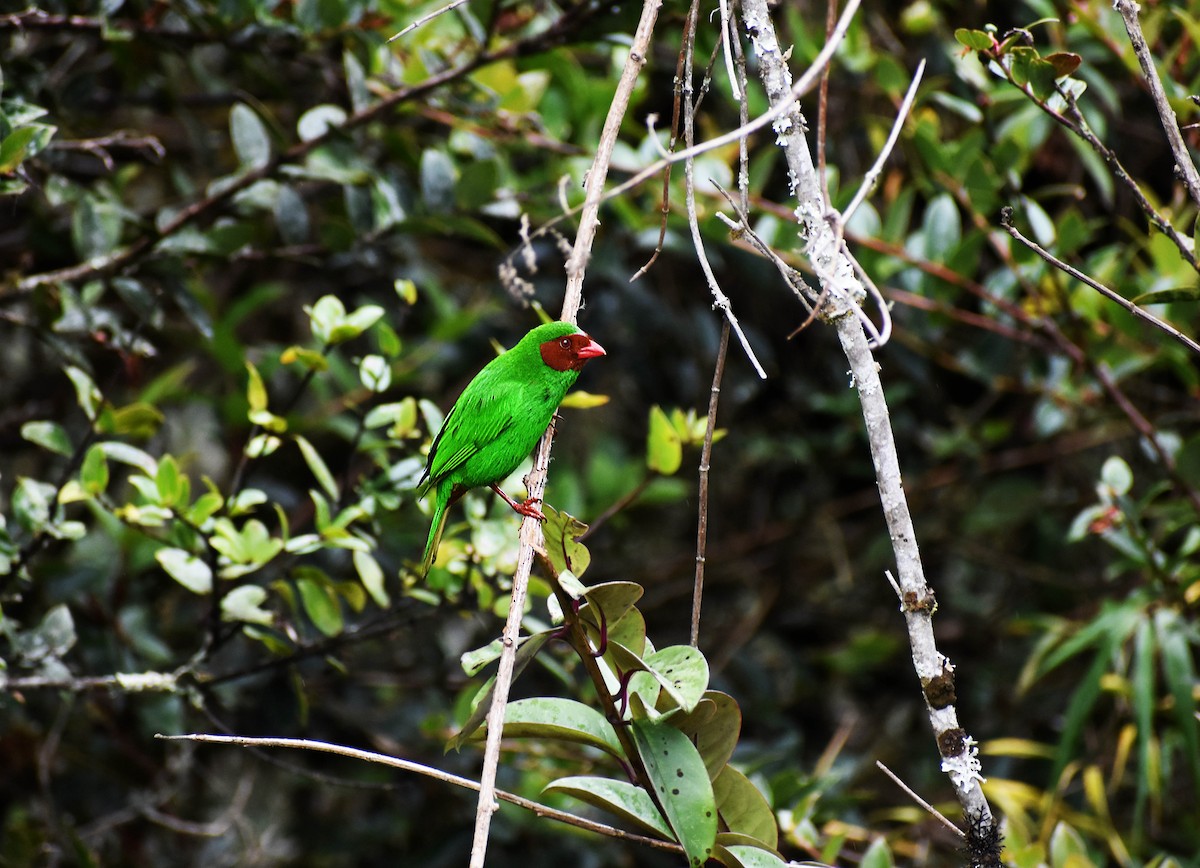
<box><xmin>422</xmin><ymin>376</ymin><xmax>520</xmax><ymax>486</ymax></box>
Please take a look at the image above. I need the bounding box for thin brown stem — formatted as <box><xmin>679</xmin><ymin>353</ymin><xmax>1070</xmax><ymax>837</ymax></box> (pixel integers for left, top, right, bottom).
<box><xmin>692</xmin><ymin>322</ymin><xmax>730</xmax><ymax>648</ymax></box>
<box><xmin>1000</xmin><ymin>206</ymin><xmax>1200</xmax><ymax>357</ymax></box>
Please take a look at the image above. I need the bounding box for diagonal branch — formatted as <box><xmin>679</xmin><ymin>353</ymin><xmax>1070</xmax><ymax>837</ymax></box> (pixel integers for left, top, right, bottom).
<box><xmin>1112</xmin><ymin>0</ymin><xmax>1200</xmax><ymax>210</ymax></box>
<box><xmin>158</xmin><ymin>733</ymin><xmax>684</xmax><ymax>855</ymax></box>
<box><xmin>1000</xmin><ymin>207</ymin><xmax>1200</xmax><ymax>357</ymax></box>
<box><xmin>741</xmin><ymin>0</ymin><xmax>996</xmax><ymax>846</ymax></box>
<box><xmin>469</xmin><ymin>3</ymin><xmax>663</xmax><ymax>866</ymax></box>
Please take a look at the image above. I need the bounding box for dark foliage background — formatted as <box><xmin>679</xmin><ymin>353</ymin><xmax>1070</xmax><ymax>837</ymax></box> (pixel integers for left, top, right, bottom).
<box><xmin>2</xmin><ymin>0</ymin><xmax>1198</xmax><ymax>865</ymax></box>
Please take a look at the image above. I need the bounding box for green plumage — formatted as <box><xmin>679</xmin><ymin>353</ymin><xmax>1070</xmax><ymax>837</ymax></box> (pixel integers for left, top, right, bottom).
<box><xmin>416</xmin><ymin>321</ymin><xmax>599</xmax><ymax>574</ymax></box>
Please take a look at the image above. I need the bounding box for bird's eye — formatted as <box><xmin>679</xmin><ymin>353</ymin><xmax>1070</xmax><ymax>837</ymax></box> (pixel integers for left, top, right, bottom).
<box><xmin>560</xmin><ymin>338</ymin><xmax>571</xmax><ymax>349</ymax></box>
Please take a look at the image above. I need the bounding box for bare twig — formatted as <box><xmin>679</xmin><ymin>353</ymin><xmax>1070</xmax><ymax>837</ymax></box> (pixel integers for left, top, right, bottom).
<box><xmin>562</xmin><ymin>2</ymin><xmax>663</xmax><ymax>314</ymax></box>
<box><xmin>506</xmin><ymin>0</ymin><xmax>861</xmax><ymax>299</ymax></box>
<box><xmin>840</xmin><ymin>59</ymin><xmax>925</xmax><ymax>226</ymax></box>
<box><xmin>157</xmin><ymin>733</ymin><xmax>683</xmax><ymax>855</ymax></box>
<box><xmin>1113</xmin><ymin>0</ymin><xmax>1200</xmax><ymax>209</ymax></box>
<box><xmin>692</xmin><ymin>322</ymin><xmax>730</xmax><ymax>647</ymax></box>
<box><xmin>48</xmin><ymin>132</ymin><xmax>166</xmax><ymax>172</ymax></box>
<box><xmin>1000</xmin><ymin>207</ymin><xmax>1200</xmax><ymax>357</ymax></box>
<box><xmin>471</xmin><ymin>3</ymin><xmax>663</xmax><ymax>866</ymax></box>
<box><xmin>679</xmin><ymin>2</ymin><xmax>767</xmax><ymax>380</ymax></box>
<box><xmin>947</xmin><ymin>174</ymin><xmax>1200</xmax><ymax>516</ymax></box>
<box><xmin>876</xmin><ymin>760</ymin><xmax>965</xmax><ymax>838</ymax></box>
<box><xmin>387</xmin><ymin>0</ymin><xmax>470</xmax><ymax>42</ymax></box>
<box><xmin>984</xmin><ymin>50</ymin><xmax>1199</xmax><ymax>272</ymax></box>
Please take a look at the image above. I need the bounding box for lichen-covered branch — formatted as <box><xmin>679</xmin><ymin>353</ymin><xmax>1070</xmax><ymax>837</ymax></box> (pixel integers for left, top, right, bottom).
<box><xmin>740</xmin><ymin>0</ymin><xmax>996</xmax><ymax>843</ymax></box>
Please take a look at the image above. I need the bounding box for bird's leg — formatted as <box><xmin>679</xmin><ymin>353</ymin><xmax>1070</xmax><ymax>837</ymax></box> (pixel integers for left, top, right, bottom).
<box><xmin>490</xmin><ymin>483</ymin><xmax>547</xmax><ymax>521</ymax></box>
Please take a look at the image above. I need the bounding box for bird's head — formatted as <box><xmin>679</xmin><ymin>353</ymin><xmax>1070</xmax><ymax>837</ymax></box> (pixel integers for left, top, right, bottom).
<box><xmin>539</xmin><ymin>329</ymin><xmax>606</xmax><ymax>372</ymax></box>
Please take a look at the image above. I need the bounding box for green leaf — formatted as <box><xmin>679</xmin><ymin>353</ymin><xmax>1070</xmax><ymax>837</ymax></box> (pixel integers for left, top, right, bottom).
<box><xmin>419</xmin><ymin>149</ymin><xmax>457</xmax><ymax>213</ymax></box>
<box><xmin>297</xmin><ymin>104</ymin><xmax>347</xmax><ymax>142</ymax></box>
<box><xmin>155</xmin><ymin>454</ymin><xmax>184</xmax><ymax>506</ymax></box>
<box><xmin>344</xmin><ymin>50</ymin><xmax>370</xmax><ymax>113</ymax></box>
<box><xmin>358</xmin><ymin>354</ymin><xmax>391</xmax><ymax>393</ymax></box>
<box><xmin>542</xmin><ymin>506</ymin><xmax>591</xmax><ymax>577</ymax></box>
<box><xmin>107</xmin><ymin>402</ymin><xmax>165</xmax><ymax>439</ymax></box>
<box><xmin>0</xmin><ymin>126</ymin><xmax>40</xmax><ymax>172</ymax></box>
<box><xmin>221</xmin><ymin>585</ymin><xmax>273</xmax><ymax>625</ymax></box>
<box><xmin>559</xmin><ymin>390</ymin><xmax>609</xmax><ymax>409</ymax></box>
<box><xmin>21</xmin><ymin>421</ymin><xmax>73</xmax><ymax>456</ymax></box>
<box><xmin>579</xmin><ymin>582</ymin><xmax>644</xmax><ymax>633</ymax></box>
<box><xmin>341</xmin><ymin>304</ymin><xmax>385</xmax><ymax>339</ymax></box>
<box><xmin>954</xmin><ymin>28</ymin><xmax>994</xmax><ymax>51</ymax></box>
<box><xmin>673</xmin><ymin>691</ymin><xmax>743</xmax><ymax>779</ymax></box>
<box><xmin>448</xmin><ymin>631</ymin><xmax>555</xmax><ymax>749</ymax></box>
<box><xmin>295</xmin><ymin>435</ymin><xmax>339</xmax><ymax>500</ymax></box>
<box><xmin>65</xmin><ymin>365</ymin><xmax>103</xmax><ymax>421</ymax></box>
<box><xmin>630</xmin><ymin>719</ymin><xmax>717</xmax><ymax>866</ymax></box>
<box><xmin>921</xmin><ymin>192</ymin><xmax>961</xmax><ymax>261</ymax></box>
<box><xmin>230</xmin><ymin>103</ymin><xmax>271</xmax><ymax>168</ymax></box>
<box><xmin>644</xmin><ymin>645</ymin><xmax>709</xmax><ymax>713</ymax></box>
<box><xmin>352</xmin><ymin>549</ymin><xmax>389</xmax><ymax>607</ymax></box>
<box><xmin>1155</xmin><ymin>609</ymin><xmax>1200</xmax><ymax>802</ymax></box>
<box><xmin>1129</xmin><ymin>287</ymin><xmax>1200</xmax><ymax>306</ymax></box>
<box><xmin>156</xmin><ymin>547</ymin><xmax>214</xmax><ymax>594</ymax></box>
<box><xmin>1131</xmin><ymin>617</ymin><xmax>1156</xmax><ymax>817</ymax></box>
<box><xmin>1052</xmin><ymin>632</ymin><xmax>1119</xmax><ymax>782</ymax></box>
<box><xmin>543</xmin><ymin>776</ymin><xmax>674</xmax><ymax>840</ymax></box>
<box><xmin>245</xmin><ymin>361</ymin><xmax>269</xmax><ymax>414</ymax></box>
<box><xmin>713</xmin><ymin>765</ymin><xmax>777</xmax><ymax>848</ymax></box>
<box><xmin>1100</xmin><ymin>455</ymin><xmax>1133</xmax><ymax>497</ymax></box>
<box><xmin>861</xmin><ymin>836</ymin><xmax>895</xmax><ymax>868</ymax></box>
<box><xmin>12</xmin><ymin>477</ymin><xmax>58</xmax><ymax>533</ymax></box>
<box><xmin>1048</xmin><ymin>822</ymin><xmax>1088</xmax><ymax>868</ymax></box>
<box><xmin>394</xmin><ymin>278</ymin><xmax>418</xmax><ymax>305</ymax></box>
<box><xmin>296</xmin><ymin>575</ymin><xmax>343</xmax><ymax>637</ymax></box>
<box><xmin>717</xmin><ymin>843</ymin><xmax>789</xmax><ymax>868</ymax></box>
<box><xmin>492</xmin><ymin>697</ymin><xmax>623</xmax><ymax>758</ymax></box>
<box><xmin>364</xmin><ymin>398</ymin><xmax>417</xmax><ymax>434</ymax></box>
<box><xmin>72</xmin><ymin>196</ymin><xmax>123</xmax><ymax>260</ymax></box>
<box><xmin>274</xmin><ymin>184</ymin><xmax>310</xmax><ymax>245</ymax></box>
<box><xmin>187</xmin><ymin>490</ymin><xmax>224</xmax><ymax>526</ymax></box>
<box><xmin>647</xmin><ymin>405</ymin><xmax>683</xmax><ymax>475</ymax></box>
<box><xmin>80</xmin><ymin>444</ymin><xmax>110</xmax><ymax>496</ymax></box>
<box><xmin>12</xmin><ymin>603</ymin><xmax>77</xmax><ymax>662</ymax></box>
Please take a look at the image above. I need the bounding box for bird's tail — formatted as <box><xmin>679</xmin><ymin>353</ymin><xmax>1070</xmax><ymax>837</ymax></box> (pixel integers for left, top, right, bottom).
<box><xmin>421</xmin><ymin>494</ymin><xmax>450</xmax><ymax>577</ymax></box>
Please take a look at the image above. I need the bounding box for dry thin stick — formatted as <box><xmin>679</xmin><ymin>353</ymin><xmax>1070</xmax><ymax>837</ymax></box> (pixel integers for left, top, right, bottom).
<box><xmin>1000</xmin><ymin>207</ymin><xmax>1200</xmax><ymax>357</ymax></box>
<box><xmin>876</xmin><ymin>760</ymin><xmax>965</xmax><ymax>838</ymax></box>
<box><xmin>741</xmin><ymin>0</ymin><xmax>996</xmax><ymax>839</ymax></box>
<box><xmin>562</xmin><ymin>1</ymin><xmax>663</xmax><ymax>313</ymax></box>
<box><xmin>470</xmin><ymin>3</ymin><xmax>663</xmax><ymax>866</ymax></box>
<box><xmin>157</xmin><ymin>733</ymin><xmax>683</xmax><ymax>854</ymax></box>
<box><xmin>1113</xmin><ymin>0</ymin><xmax>1200</xmax><ymax>210</ymax></box>
<box><xmin>680</xmin><ymin>15</ymin><xmax>767</xmax><ymax>380</ymax></box>
<box><xmin>387</xmin><ymin>0</ymin><xmax>470</xmax><ymax>42</ymax></box>
<box><xmin>840</xmin><ymin>58</ymin><xmax>926</xmax><ymax>226</ymax></box>
<box><xmin>692</xmin><ymin>322</ymin><xmax>730</xmax><ymax>647</ymax></box>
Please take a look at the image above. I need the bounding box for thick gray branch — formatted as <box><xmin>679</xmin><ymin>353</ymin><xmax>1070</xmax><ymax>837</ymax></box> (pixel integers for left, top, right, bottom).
<box><xmin>741</xmin><ymin>0</ymin><xmax>994</xmax><ymax>832</ymax></box>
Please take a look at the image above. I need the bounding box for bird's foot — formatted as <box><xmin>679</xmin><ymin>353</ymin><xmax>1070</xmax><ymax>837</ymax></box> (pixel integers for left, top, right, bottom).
<box><xmin>490</xmin><ymin>484</ymin><xmax>547</xmax><ymax>522</ymax></box>
<box><xmin>513</xmin><ymin>496</ymin><xmax>547</xmax><ymax>522</ymax></box>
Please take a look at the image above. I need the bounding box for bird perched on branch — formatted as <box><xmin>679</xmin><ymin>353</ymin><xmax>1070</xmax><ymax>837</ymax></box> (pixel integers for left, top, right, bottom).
<box><xmin>417</xmin><ymin>320</ymin><xmax>606</xmax><ymax>575</ymax></box>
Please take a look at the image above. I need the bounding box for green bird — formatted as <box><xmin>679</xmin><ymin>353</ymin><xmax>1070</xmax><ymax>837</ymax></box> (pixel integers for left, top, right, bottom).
<box><xmin>417</xmin><ymin>320</ymin><xmax>606</xmax><ymax>574</ymax></box>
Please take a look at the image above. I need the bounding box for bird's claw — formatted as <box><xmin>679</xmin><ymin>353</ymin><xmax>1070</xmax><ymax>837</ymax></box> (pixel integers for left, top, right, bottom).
<box><xmin>514</xmin><ymin>497</ymin><xmax>547</xmax><ymax>522</ymax></box>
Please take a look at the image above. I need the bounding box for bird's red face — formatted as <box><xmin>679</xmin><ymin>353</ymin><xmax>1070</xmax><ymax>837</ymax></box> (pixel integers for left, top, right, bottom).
<box><xmin>540</xmin><ymin>332</ymin><xmax>606</xmax><ymax>372</ymax></box>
